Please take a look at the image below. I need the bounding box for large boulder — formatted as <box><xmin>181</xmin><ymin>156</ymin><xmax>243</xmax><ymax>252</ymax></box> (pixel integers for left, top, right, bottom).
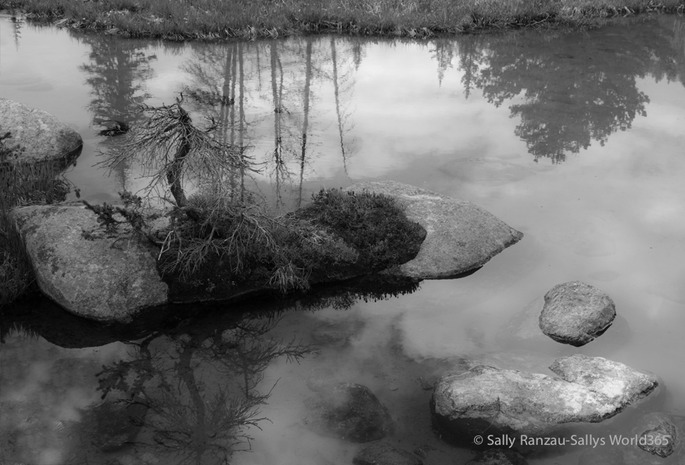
<box><xmin>11</xmin><ymin>205</ymin><xmax>168</xmax><ymax>323</ymax></box>
<box><xmin>0</xmin><ymin>98</ymin><xmax>82</xmax><ymax>167</ymax></box>
<box><xmin>432</xmin><ymin>355</ymin><xmax>658</xmax><ymax>441</ymax></box>
<box><xmin>344</xmin><ymin>181</ymin><xmax>522</xmax><ymax>279</ymax></box>
<box><xmin>539</xmin><ymin>281</ymin><xmax>616</xmax><ymax>346</ymax></box>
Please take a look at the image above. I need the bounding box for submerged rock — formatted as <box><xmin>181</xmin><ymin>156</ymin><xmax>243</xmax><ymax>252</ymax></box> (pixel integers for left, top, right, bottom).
<box><xmin>79</xmin><ymin>400</ymin><xmax>148</xmax><ymax>452</ymax></box>
<box><xmin>539</xmin><ymin>281</ymin><xmax>616</xmax><ymax>346</ymax></box>
<box><xmin>353</xmin><ymin>442</ymin><xmax>423</xmax><ymax>465</ymax></box>
<box><xmin>11</xmin><ymin>205</ymin><xmax>168</xmax><ymax>323</ymax></box>
<box><xmin>305</xmin><ymin>382</ymin><xmax>393</xmax><ymax>442</ymax></box>
<box><xmin>633</xmin><ymin>412</ymin><xmax>679</xmax><ymax>458</ymax></box>
<box><xmin>432</xmin><ymin>355</ymin><xmax>658</xmax><ymax>441</ymax></box>
<box><xmin>0</xmin><ymin>98</ymin><xmax>82</xmax><ymax>167</ymax></box>
<box><xmin>344</xmin><ymin>181</ymin><xmax>523</xmax><ymax>279</ymax></box>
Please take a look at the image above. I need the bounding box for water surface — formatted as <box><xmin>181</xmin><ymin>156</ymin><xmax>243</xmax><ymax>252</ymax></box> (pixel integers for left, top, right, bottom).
<box><xmin>2</xmin><ymin>14</ymin><xmax>685</xmax><ymax>465</ymax></box>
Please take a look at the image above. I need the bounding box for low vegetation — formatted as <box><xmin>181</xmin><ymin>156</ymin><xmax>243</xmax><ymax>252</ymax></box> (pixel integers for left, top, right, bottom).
<box><xmin>95</xmin><ymin>97</ymin><xmax>425</xmax><ymax>299</ymax></box>
<box><xmin>1</xmin><ymin>0</ymin><xmax>684</xmax><ymax>40</ymax></box>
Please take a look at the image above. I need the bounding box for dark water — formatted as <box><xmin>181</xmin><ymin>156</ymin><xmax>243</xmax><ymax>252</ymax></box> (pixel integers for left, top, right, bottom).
<box><xmin>2</xmin><ymin>14</ymin><xmax>685</xmax><ymax>465</ymax></box>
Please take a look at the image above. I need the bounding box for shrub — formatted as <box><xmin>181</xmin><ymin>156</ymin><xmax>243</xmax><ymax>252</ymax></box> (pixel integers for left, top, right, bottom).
<box><xmin>295</xmin><ymin>188</ymin><xmax>426</xmax><ymax>272</ymax></box>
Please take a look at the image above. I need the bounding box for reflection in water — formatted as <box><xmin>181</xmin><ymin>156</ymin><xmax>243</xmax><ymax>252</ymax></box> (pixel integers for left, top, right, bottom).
<box><xmin>79</xmin><ymin>34</ymin><xmax>158</xmax><ymax>189</ymax></box>
<box><xmin>434</xmin><ymin>19</ymin><xmax>685</xmax><ymax>162</ymax></box>
<box><xmin>5</xmin><ymin>16</ymin><xmax>685</xmax><ymax>465</ymax></box>
<box><xmin>80</xmin><ymin>18</ymin><xmax>685</xmax><ymax>212</ymax></box>
<box><xmin>0</xmin><ymin>276</ymin><xmax>420</xmax><ymax>464</ymax></box>
<box><xmin>90</xmin><ymin>317</ymin><xmax>310</xmax><ymax>465</ymax></box>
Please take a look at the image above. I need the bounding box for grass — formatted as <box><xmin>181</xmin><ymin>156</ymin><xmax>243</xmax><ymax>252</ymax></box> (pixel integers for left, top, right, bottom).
<box><xmin>1</xmin><ymin>0</ymin><xmax>684</xmax><ymax>40</ymax></box>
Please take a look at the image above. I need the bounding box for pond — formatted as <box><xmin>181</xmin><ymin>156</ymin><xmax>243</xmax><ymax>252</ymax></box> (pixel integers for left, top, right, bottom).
<box><xmin>2</xmin><ymin>13</ymin><xmax>685</xmax><ymax>465</ymax></box>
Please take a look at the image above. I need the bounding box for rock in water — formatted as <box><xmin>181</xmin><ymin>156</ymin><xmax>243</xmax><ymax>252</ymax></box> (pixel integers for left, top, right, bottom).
<box><xmin>539</xmin><ymin>281</ymin><xmax>616</xmax><ymax>346</ymax></box>
<box><xmin>344</xmin><ymin>181</ymin><xmax>522</xmax><ymax>279</ymax></box>
<box><xmin>11</xmin><ymin>205</ymin><xmax>168</xmax><ymax>323</ymax></box>
<box><xmin>305</xmin><ymin>382</ymin><xmax>393</xmax><ymax>442</ymax></box>
<box><xmin>432</xmin><ymin>355</ymin><xmax>658</xmax><ymax>441</ymax></box>
<box><xmin>0</xmin><ymin>98</ymin><xmax>82</xmax><ymax>167</ymax></box>
<box><xmin>632</xmin><ymin>412</ymin><xmax>679</xmax><ymax>458</ymax></box>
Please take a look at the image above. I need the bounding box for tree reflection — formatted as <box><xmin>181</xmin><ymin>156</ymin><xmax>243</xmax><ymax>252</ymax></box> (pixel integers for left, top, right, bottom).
<box><xmin>0</xmin><ymin>272</ymin><xmax>420</xmax><ymax>464</ymax></box>
<box><xmin>181</xmin><ymin>38</ymin><xmax>360</xmax><ymax>211</ymax></box>
<box><xmin>93</xmin><ymin>317</ymin><xmax>310</xmax><ymax>465</ymax></box>
<box><xmin>434</xmin><ymin>18</ymin><xmax>685</xmax><ymax>163</ymax></box>
<box><xmin>79</xmin><ymin>35</ymin><xmax>158</xmax><ymax>187</ymax></box>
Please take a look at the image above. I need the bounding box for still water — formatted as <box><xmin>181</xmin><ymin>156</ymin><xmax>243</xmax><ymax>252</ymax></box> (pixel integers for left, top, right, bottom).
<box><xmin>2</xmin><ymin>13</ymin><xmax>685</xmax><ymax>465</ymax></box>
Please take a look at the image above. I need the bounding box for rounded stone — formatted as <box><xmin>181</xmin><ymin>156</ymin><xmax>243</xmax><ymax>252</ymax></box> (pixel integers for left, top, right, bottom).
<box><xmin>539</xmin><ymin>281</ymin><xmax>616</xmax><ymax>346</ymax></box>
<box><xmin>0</xmin><ymin>98</ymin><xmax>82</xmax><ymax>167</ymax></box>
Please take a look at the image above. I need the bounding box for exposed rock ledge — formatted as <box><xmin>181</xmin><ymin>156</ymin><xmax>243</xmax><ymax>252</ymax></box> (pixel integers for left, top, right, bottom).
<box><xmin>0</xmin><ymin>98</ymin><xmax>83</xmax><ymax>167</ymax></box>
<box><xmin>345</xmin><ymin>181</ymin><xmax>523</xmax><ymax>279</ymax></box>
<box><xmin>432</xmin><ymin>354</ymin><xmax>658</xmax><ymax>441</ymax></box>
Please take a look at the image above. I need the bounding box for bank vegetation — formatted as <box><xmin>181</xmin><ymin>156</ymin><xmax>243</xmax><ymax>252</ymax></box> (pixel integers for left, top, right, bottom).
<box><xmin>1</xmin><ymin>0</ymin><xmax>684</xmax><ymax>40</ymax></box>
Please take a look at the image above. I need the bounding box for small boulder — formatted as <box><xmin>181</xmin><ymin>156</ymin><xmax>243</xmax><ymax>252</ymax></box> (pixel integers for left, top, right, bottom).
<box><xmin>432</xmin><ymin>355</ymin><xmax>658</xmax><ymax>441</ymax></box>
<box><xmin>11</xmin><ymin>205</ymin><xmax>168</xmax><ymax>323</ymax></box>
<box><xmin>0</xmin><ymin>98</ymin><xmax>82</xmax><ymax>167</ymax></box>
<box><xmin>539</xmin><ymin>281</ymin><xmax>616</xmax><ymax>346</ymax></box>
<box><xmin>305</xmin><ymin>382</ymin><xmax>393</xmax><ymax>442</ymax></box>
<box><xmin>344</xmin><ymin>181</ymin><xmax>523</xmax><ymax>279</ymax></box>
<box><xmin>465</xmin><ymin>449</ymin><xmax>528</xmax><ymax>465</ymax></box>
<box><xmin>353</xmin><ymin>442</ymin><xmax>423</xmax><ymax>465</ymax></box>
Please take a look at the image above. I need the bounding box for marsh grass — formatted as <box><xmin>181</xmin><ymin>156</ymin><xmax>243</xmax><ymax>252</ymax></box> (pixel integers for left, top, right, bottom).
<box><xmin>2</xmin><ymin>0</ymin><xmax>684</xmax><ymax>40</ymax></box>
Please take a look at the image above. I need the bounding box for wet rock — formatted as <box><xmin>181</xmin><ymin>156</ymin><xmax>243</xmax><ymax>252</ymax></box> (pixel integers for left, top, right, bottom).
<box><xmin>0</xmin><ymin>98</ymin><xmax>82</xmax><ymax>167</ymax></box>
<box><xmin>344</xmin><ymin>181</ymin><xmax>523</xmax><ymax>279</ymax></box>
<box><xmin>353</xmin><ymin>442</ymin><xmax>423</xmax><ymax>465</ymax></box>
<box><xmin>633</xmin><ymin>412</ymin><xmax>679</xmax><ymax>458</ymax></box>
<box><xmin>539</xmin><ymin>281</ymin><xmax>616</xmax><ymax>346</ymax></box>
<box><xmin>465</xmin><ymin>449</ymin><xmax>528</xmax><ymax>465</ymax></box>
<box><xmin>11</xmin><ymin>205</ymin><xmax>168</xmax><ymax>323</ymax></box>
<box><xmin>305</xmin><ymin>382</ymin><xmax>393</xmax><ymax>442</ymax></box>
<box><xmin>432</xmin><ymin>355</ymin><xmax>658</xmax><ymax>440</ymax></box>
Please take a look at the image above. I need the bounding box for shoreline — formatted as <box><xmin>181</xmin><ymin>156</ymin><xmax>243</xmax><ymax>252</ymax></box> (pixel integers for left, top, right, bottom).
<box><xmin>1</xmin><ymin>1</ymin><xmax>684</xmax><ymax>41</ymax></box>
